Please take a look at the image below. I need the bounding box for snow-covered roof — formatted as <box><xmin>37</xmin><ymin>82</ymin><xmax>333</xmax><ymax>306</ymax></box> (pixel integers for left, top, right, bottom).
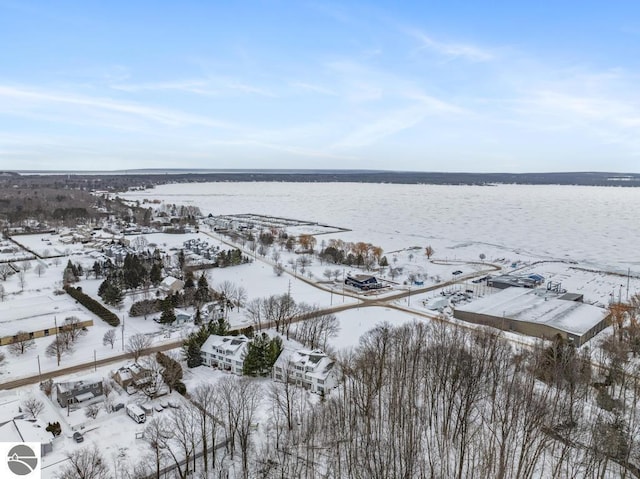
<box><xmin>0</xmin><ymin>419</ymin><xmax>52</xmax><ymax>444</ymax></box>
<box><xmin>161</xmin><ymin>276</ymin><xmax>183</xmax><ymax>289</ymax></box>
<box><xmin>454</xmin><ymin>287</ymin><xmax>608</xmax><ymax>336</ymax></box>
<box><xmin>275</xmin><ymin>348</ymin><xmax>336</xmax><ymax>380</ymax></box>
<box><xmin>0</xmin><ymin>295</ymin><xmax>92</xmax><ymax>337</ymax></box>
<box><xmin>56</xmin><ymin>375</ymin><xmax>103</xmax><ymax>393</ymax></box>
<box><xmin>201</xmin><ymin>334</ymin><xmax>249</xmax><ymax>360</ymax></box>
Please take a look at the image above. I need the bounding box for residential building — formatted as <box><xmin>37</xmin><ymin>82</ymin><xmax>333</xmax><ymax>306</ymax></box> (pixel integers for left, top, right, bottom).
<box><xmin>344</xmin><ymin>274</ymin><xmax>384</xmax><ymax>291</ymax></box>
<box><xmin>55</xmin><ymin>377</ymin><xmax>104</xmax><ymax>408</ymax></box>
<box><xmin>0</xmin><ymin>418</ymin><xmax>53</xmax><ymax>456</ymax></box>
<box><xmin>273</xmin><ymin>349</ymin><xmax>340</xmax><ymax>395</ymax></box>
<box><xmin>200</xmin><ymin>335</ymin><xmax>250</xmax><ymax>375</ymax></box>
<box><xmin>112</xmin><ymin>363</ymin><xmax>152</xmax><ymax>393</ymax></box>
<box><xmin>160</xmin><ymin>276</ymin><xmax>184</xmax><ymax>295</ymax></box>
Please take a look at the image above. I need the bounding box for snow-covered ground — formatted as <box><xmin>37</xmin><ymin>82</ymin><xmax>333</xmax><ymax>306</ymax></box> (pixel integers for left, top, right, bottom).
<box><xmin>123</xmin><ymin>182</ymin><xmax>640</xmax><ymax>275</ymax></box>
<box><xmin>0</xmin><ymin>182</ymin><xmax>637</xmax><ymax>478</ymax></box>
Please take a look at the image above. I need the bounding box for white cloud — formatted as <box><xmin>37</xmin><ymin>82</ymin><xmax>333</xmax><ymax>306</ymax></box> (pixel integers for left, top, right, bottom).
<box><xmin>0</xmin><ymin>84</ymin><xmax>232</xmax><ymax>129</ymax></box>
<box><xmin>111</xmin><ymin>76</ymin><xmax>275</xmax><ymax>97</ymax></box>
<box><xmin>407</xmin><ymin>29</ymin><xmax>494</xmax><ymax>62</ymax></box>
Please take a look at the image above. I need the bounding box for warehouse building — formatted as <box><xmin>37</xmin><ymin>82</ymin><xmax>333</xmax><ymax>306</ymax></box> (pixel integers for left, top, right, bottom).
<box><xmin>453</xmin><ymin>287</ymin><xmax>609</xmax><ymax>346</ymax></box>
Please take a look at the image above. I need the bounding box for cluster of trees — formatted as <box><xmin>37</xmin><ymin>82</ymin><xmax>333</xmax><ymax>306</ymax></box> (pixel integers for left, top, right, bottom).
<box><xmin>318</xmin><ymin>238</ymin><xmax>384</xmax><ymax>270</ymax></box>
<box><xmin>246</xmin><ymin>294</ymin><xmax>339</xmax><ymax>343</ymax></box>
<box><xmin>97</xmin><ymin>252</ymin><xmax>164</xmax><ymax>307</ymax></box>
<box><xmin>62</xmin><ymin>260</ymin><xmax>83</xmax><ymax>285</ymax></box>
<box><xmin>128</xmin><ymin>272</ymin><xmax>213</xmax><ymax>322</ymax></box>
<box><xmin>57</xmin><ymin>378</ymin><xmax>263</xmax><ymax>479</ymax></box>
<box><xmin>156</xmin><ymin>351</ymin><xmax>185</xmax><ymax>395</ymax></box>
<box><xmin>215</xmin><ymin>248</ymin><xmax>249</xmax><ymax>268</ymax></box>
<box><xmin>45</xmin><ymin>316</ymin><xmax>87</xmax><ymax>363</ymax></box>
<box><xmin>239</xmin><ymin>320</ymin><xmax>637</xmax><ymax>478</ymax></box>
<box><xmin>242</xmin><ymin>333</ymin><xmax>283</xmax><ymax>377</ymax></box>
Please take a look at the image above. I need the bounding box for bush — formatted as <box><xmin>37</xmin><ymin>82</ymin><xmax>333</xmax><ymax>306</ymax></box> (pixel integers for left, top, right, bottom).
<box><xmin>174</xmin><ymin>381</ymin><xmax>187</xmax><ymax>396</ymax></box>
<box><xmin>46</xmin><ymin>422</ymin><xmax>61</xmax><ymax>437</ymax></box>
<box><xmin>129</xmin><ymin>299</ymin><xmax>162</xmax><ymax>317</ymax></box>
<box><xmin>64</xmin><ymin>286</ymin><xmax>120</xmax><ymax>327</ymax></box>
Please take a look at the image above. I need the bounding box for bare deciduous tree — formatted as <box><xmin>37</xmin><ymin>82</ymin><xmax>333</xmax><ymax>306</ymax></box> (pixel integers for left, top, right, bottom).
<box><xmin>425</xmin><ymin>245</ymin><xmax>435</xmax><ymax>259</ymax></box>
<box><xmin>0</xmin><ymin>264</ymin><xmax>12</xmax><ymax>280</ymax></box>
<box><xmin>144</xmin><ymin>416</ymin><xmax>172</xmax><ymax>479</ymax></box>
<box><xmin>21</xmin><ymin>396</ymin><xmax>44</xmax><ymax>418</ymax></box>
<box><xmin>35</xmin><ymin>263</ymin><xmax>46</xmax><ymax>277</ymax></box>
<box><xmin>85</xmin><ymin>403</ymin><xmax>100</xmax><ymax>419</ymax></box>
<box><xmin>102</xmin><ymin>329</ymin><xmax>117</xmax><ymax>349</ymax></box>
<box><xmin>57</xmin><ymin>445</ymin><xmax>110</xmax><ymax>479</ymax></box>
<box><xmin>8</xmin><ymin>331</ymin><xmax>35</xmax><ymax>355</ymax></box>
<box><xmin>127</xmin><ymin>333</ymin><xmax>152</xmax><ymax>362</ymax></box>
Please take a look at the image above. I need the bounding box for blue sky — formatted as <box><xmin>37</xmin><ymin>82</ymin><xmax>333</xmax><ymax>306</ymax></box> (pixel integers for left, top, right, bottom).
<box><xmin>1</xmin><ymin>1</ymin><xmax>639</xmax><ymax>172</ymax></box>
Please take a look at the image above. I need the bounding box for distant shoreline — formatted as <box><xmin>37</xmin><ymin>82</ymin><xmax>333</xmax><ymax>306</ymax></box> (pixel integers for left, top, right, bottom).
<box><xmin>3</xmin><ymin>169</ymin><xmax>640</xmax><ymax>189</ymax></box>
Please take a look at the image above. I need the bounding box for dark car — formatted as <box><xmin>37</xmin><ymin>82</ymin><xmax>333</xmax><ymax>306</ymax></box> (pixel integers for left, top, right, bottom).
<box><xmin>73</xmin><ymin>432</ymin><xmax>84</xmax><ymax>443</ymax></box>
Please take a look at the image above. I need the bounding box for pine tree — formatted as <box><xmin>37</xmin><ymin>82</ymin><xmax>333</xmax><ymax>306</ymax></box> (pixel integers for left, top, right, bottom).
<box><xmin>209</xmin><ymin>316</ymin><xmax>229</xmax><ymax>336</ymax></box>
<box><xmin>159</xmin><ymin>297</ymin><xmax>176</xmax><ymax>324</ymax></box>
<box><xmin>266</xmin><ymin>336</ymin><xmax>283</xmax><ymax>367</ymax></box>
<box><xmin>195</xmin><ymin>273</ymin><xmax>211</xmax><ymax>306</ymax></box>
<box><xmin>149</xmin><ymin>263</ymin><xmax>162</xmax><ymax>285</ymax></box>
<box><xmin>243</xmin><ymin>333</ymin><xmax>269</xmax><ymax>376</ymax></box>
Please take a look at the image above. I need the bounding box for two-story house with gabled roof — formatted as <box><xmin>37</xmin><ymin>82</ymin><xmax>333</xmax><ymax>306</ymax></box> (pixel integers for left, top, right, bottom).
<box><xmin>200</xmin><ymin>334</ymin><xmax>250</xmax><ymax>375</ymax></box>
<box><xmin>273</xmin><ymin>349</ymin><xmax>340</xmax><ymax>395</ymax></box>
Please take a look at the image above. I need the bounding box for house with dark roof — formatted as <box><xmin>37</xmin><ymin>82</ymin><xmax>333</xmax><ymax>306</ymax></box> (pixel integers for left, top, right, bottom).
<box><xmin>345</xmin><ymin>274</ymin><xmax>384</xmax><ymax>291</ymax></box>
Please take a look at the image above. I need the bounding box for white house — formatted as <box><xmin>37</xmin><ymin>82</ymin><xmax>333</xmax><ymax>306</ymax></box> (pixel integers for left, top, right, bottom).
<box><xmin>273</xmin><ymin>349</ymin><xmax>340</xmax><ymax>395</ymax></box>
<box><xmin>200</xmin><ymin>335</ymin><xmax>250</xmax><ymax>375</ymax></box>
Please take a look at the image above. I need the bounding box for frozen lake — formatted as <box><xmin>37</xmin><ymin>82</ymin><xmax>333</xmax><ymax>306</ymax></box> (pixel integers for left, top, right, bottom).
<box><xmin>124</xmin><ymin>182</ymin><xmax>640</xmax><ymax>275</ymax></box>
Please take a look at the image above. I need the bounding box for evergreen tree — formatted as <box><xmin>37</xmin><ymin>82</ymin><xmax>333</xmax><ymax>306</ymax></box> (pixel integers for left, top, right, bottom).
<box><xmin>149</xmin><ymin>263</ymin><xmax>162</xmax><ymax>285</ymax></box>
<box><xmin>92</xmin><ymin>261</ymin><xmax>102</xmax><ymax>279</ymax></box>
<box><xmin>243</xmin><ymin>333</ymin><xmax>270</xmax><ymax>376</ymax></box>
<box><xmin>102</xmin><ymin>281</ymin><xmax>124</xmax><ymax>307</ymax></box>
<box><xmin>243</xmin><ymin>333</ymin><xmax>282</xmax><ymax>377</ymax></box>
<box><xmin>209</xmin><ymin>316</ymin><xmax>229</xmax><ymax>336</ymax></box>
<box><xmin>195</xmin><ymin>273</ymin><xmax>211</xmax><ymax>305</ymax></box>
<box><xmin>266</xmin><ymin>335</ymin><xmax>283</xmax><ymax>367</ymax></box>
<box><xmin>184</xmin><ymin>270</ymin><xmax>195</xmax><ymax>289</ymax></box>
<box><xmin>159</xmin><ymin>297</ymin><xmax>176</xmax><ymax>324</ymax></box>
<box><xmin>182</xmin><ymin>324</ymin><xmax>211</xmax><ymax>368</ymax></box>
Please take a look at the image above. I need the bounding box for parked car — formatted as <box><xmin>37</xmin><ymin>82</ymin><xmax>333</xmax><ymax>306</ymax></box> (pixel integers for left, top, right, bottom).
<box><xmin>73</xmin><ymin>432</ymin><xmax>84</xmax><ymax>443</ymax></box>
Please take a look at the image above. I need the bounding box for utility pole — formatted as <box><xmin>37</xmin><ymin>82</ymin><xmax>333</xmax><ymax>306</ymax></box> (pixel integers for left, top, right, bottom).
<box><xmin>627</xmin><ymin>268</ymin><xmax>631</xmax><ymax>302</ymax></box>
<box><xmin>121</xmin><ymin>315</ymin><xmax>125</xmax><ymax>351</ymax></box>
<box><xmin>37</xmin><ymin>355</ymin><xmax>41</xmax><ymax>382</ymax></box>
<box><xmin>54</xmin><ymin>316</ymin><xmax>60</xmax><ymax>366</ymax></box>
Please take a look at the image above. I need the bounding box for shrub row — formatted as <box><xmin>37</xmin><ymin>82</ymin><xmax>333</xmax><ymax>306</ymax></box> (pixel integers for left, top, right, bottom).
<box><xmin>64</xmin><ymin>286</ymin><xmax>120</xmax><ymax>327</ymax></box>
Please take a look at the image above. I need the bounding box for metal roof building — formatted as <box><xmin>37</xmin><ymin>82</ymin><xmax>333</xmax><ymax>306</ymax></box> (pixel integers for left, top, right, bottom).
<box><xmin>453</xmin><ymin>287</ymin><xmax>609</xmax><ymax>345</ymax></box>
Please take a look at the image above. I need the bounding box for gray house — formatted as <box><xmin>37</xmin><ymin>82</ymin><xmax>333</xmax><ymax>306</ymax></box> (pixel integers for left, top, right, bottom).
<box><xmin>56</xmin><ymin>378</ymin><xmax>104</xmax><ymax>408</ymax></box>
